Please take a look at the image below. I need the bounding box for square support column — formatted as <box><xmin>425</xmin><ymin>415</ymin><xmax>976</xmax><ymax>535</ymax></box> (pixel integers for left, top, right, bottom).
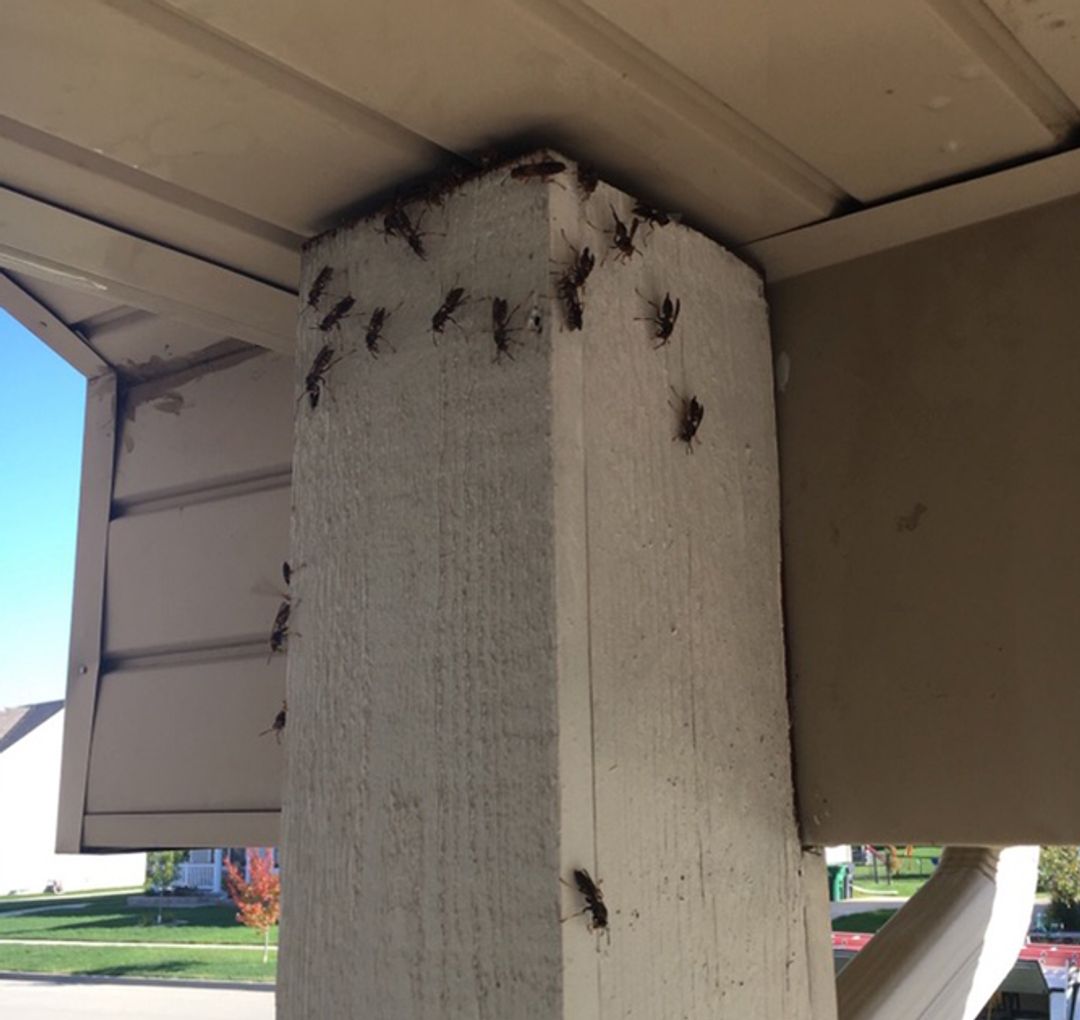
<box><xmin>279</xmin><ymin>155</ymin><xmax>831</xmax><ymax>1019</ymax></box>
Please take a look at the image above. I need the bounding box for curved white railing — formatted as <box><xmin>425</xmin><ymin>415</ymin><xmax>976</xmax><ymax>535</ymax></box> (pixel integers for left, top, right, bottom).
<box><xmin>837</xmin><ymin>846</ymin><xmax>1039</xmax><ymax>1020</ymax></box>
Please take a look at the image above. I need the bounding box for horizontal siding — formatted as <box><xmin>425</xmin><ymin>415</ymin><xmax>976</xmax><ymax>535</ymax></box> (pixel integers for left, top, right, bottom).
<box><xmin>70</xmin><ymin>347</ymin><xmax>292</xmax><ymax>845</ymax></box>
<box><xmin>86</xmin><ymin>658</ymin><xmax>285</xmax><ymax>815</ymax></box>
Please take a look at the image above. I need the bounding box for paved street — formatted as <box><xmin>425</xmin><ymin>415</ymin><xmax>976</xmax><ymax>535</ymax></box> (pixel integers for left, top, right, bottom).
<box><xmin>0</xmin><ymin>974</ymin><xmax>274</xmax><ymax>1019</ymax></box>
<box><xmin>830</xmin><ymin>896</ymin><xmax>908</xmax><ymax>918</ymax></box>
<box><xmin>831</xmin><ymin>897</ymin><xmax>1051</xmax><ymax>929</ymax></box>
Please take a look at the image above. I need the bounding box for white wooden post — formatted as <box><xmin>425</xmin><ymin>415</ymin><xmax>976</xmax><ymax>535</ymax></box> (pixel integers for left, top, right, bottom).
<box><xmin>278</xmin><ymin>156</ymin><xmax>832</xmax><ymax>1019</ymax></box>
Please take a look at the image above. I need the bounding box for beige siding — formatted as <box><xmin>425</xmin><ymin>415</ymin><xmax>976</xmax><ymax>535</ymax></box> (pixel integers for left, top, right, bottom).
<box><xmin>60</xmin><ymin>348</ymin><xmax>292</xmax><ymax>850</ymax></box>
<box><xmin>774</xmin><ymin>194</ymin><xmax>1080</xmax><ymax>844</ymax></box>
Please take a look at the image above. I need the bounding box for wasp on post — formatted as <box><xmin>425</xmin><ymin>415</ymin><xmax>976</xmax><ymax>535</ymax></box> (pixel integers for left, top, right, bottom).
<box><xmin>431</xmin><ymin>287</ymin><xmax>468</xmax><ymax>341</ymax></box>
<box><xmin>671</xmin><ymin>390</ymin><xmax>705</xmax><ymax>451</ymax></box>
<box><xmin>260</xmin><ymin>701</ymin><xmax>287</xmax><ymax>744</ymax></box>
<box><xmin>491</xmin><ymin>297</ymin><xmax>521</xmax><ymax>362</ymax></box>
<box><xmin>636</xmin><ymin>291</ymin><xmax>681</xmax><ymax>347</ymax></box>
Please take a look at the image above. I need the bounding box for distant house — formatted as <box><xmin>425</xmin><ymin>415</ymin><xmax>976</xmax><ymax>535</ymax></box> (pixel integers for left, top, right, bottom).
<box><xmin>177</xmin><ymin>847</ymin><xmax>279</xmax><ymax>895</ymax></box>
<box><xmin>0</xmin><ymin>701</ymin><xmax>145</xmax><ymax>895</ymax></box>
<box><xmin>175</xmin><ymin>848</ymin><xmax>226</xmax><ymax>895</ymax></box>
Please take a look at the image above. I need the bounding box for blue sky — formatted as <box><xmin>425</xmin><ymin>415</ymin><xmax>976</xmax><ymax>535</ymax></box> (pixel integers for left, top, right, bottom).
<box><xmin>0</xmin><ymin>310</ymin><xmax>86</xmax><ymax>709</ymax></box>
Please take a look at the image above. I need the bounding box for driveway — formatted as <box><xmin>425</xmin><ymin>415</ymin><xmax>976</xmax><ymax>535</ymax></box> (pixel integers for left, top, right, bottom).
<box><xmin>0</xmin><ymin>974</ymin><xmax>274</xmax><ymax>1019</ymax></box>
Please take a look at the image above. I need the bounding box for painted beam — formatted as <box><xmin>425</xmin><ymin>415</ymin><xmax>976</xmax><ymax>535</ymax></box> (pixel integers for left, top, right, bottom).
<box><xmin>0</xmin><ymin>269</ymin><xmax>108</xmax><ymax>377</ymax></box>
<box><xmin>82</xmin><ymin>811</ymin><xmax>279</xmax><ymax>850</ymax></box>
<box><xmin>0</xmin><ymin>187</ymin><xmax>297</xmax><ymax>352</ymax></box>
<box><xmin>743</xmin><ymin>147</ymin><xmax>1080</xmax><ymax>282</ymax></box>
<box><xmin>56</xmin><ymin>372</ymin><xmax>116</xmax><ymax>853</ymax></box>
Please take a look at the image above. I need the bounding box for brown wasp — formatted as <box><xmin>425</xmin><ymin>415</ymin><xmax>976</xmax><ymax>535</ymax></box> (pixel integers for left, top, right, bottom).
<box><xmin>632</xmin><ymin>202</ymin><xmax>679</xmax><ymax>229</ymax></box>
<box><xmin>609</xmin><ymin>206</ymin><xmax>640</xmax><ymax>262</ymax></box>
<box><xmin>364</xmin><ymin>305</ymin><xmax>397</xmax><ymax>357</ymax></box>
<box><xmin>318</xmin><ymin>295</ymin><xmax>355</xmax><ymax>333</ymax></box>
<box><xmin>380</xmin><ymin>203</ymin><xmax>428</xmax><ymax>260</ymax></box>
<box><xmin>431</xmin><ymin>287</ymin><xmax>467</xmax><ymax>341</ymax></box>
<box><xmin>555</xmin><ymin>244</ymin><xmax>595</xmax><ymax>332</ymax></box>
<box><xmin>672</xmin><ymin>391</ymin><xmax>705</xmax><ymax>451</ymax></box>
<box><xmin>300</xmin><ymin>344</ymin><xmax>345</xmax><ymax>410</ymax></box>
<box><xmin>561</xmin><ymin>287</ymin><xmax>584</xmax><ymax>331</ymax></box>
<box><xmin>576</xmin><ymin>163</ymin><xmax>599</xmax><ymax>197</ymax></box>
<box><xmin>260</xmin><ymin>701</ymin><xmax>287</xmax><ymax>744</ymax></box>
<box><xmin>268</xmin><ymin>598</ymin><xmax>291</xmax><ymax>657</ymax></box>
<box><xmin>636</xmin><ymin>291</ymin><xmax>681</xmax><ymax>347</ymax></box>
<box><xmin>267</xmin><ymin>560</ymin><xmax>297</xmax><ymax>660</ymax></box>
<box><xmin>564</xmin><ymin>246</ymin><xmax>595</xmax><ymax>291</ymax></box>
<box><xmin>491</xmin><ymin>297</ymin><xmax>521</xmax><ymax>362</ymax></box>
<box><xmin>509</xmin><ymin>159</ymin><xmax>567</xmax><ymax>183</ymax></box>
<box><xmin>306</xmin><ymin>266</ymin><xmax>334</xmax><ymax>309</ymax></box>
<box><xmin>564</xmin><ymin>869</ymin><xmax>608</xmax><ymax>932</ymax></box>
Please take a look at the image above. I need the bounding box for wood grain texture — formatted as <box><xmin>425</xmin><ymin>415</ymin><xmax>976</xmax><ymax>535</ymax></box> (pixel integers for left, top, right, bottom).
<box><xmin>283</xmin><ymin>171</ymin><xmax>564</xmax><ymax>1020</ymax></box>
<box><xmin>548</xmin><ymin>183</ymin><xmax>814</xmax><ymax>1018</ymax></box>
<box><xmin>282</xmin><ymin>157</ymin><xmax>817</xmax><ymax>1018</ymax></box>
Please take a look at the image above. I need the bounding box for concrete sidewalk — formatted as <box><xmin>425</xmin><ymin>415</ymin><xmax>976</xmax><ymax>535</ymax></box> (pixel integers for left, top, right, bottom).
<box><xmin>0</xmin><ymin>972</ymin><xmax>273</xmax><ymax>1019</ymax></box>
<box><xmin>0</xmin><ymin>902</ymin><xmax>91</xmax><ymax>918</ymax></box>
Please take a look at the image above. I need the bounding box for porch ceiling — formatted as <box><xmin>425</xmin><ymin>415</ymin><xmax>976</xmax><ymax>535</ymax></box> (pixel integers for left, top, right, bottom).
<box><xmin>2</xmin><ymin>0</ymin><xmax>1079</xmax><ymax>378</ymax></box>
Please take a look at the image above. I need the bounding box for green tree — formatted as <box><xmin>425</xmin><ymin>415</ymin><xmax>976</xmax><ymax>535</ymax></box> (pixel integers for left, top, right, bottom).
<box><xmin>146</xmin><ymin>850</ymin><xmax>184</xmax><ymax>925</ymax></box>
<box><xmin>1039</xmin><ymin>847</ymin><xmax>1080</xmax><ymax>929</ymax></box>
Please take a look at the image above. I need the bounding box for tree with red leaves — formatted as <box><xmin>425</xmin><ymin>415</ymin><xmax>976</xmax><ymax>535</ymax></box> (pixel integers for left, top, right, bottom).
<box><xmin>223</xmin><ymin>848</ymin><xmax>281</xmax><ymax>963</ymax></box>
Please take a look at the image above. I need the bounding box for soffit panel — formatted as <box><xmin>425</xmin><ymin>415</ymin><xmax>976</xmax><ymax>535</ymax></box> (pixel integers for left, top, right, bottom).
<box><xmin>5</xmin><ymin>270</ymin><xmax>122</xmax><ymax>325</ymax></box>
<box><xmin>2</xmin><ymin>0</ymin><xmax>1076</xmax><ymax>282</ymax></box>
<box><xmin>580</xmin><ymin>0</ymin><xmax>1058</xmax><ymax>200</ymax></box>
<box><xmin>0</xmin><ymin>0</ymin><xmax>439</xmax><ymax>235</ymax></box>
<box><xmin>986</xmin><ymin>0</ymin><xmax>1080</xmax><ymax>108</ymax></box>
<box><xmin>0</xmin><ymin>121</ymin><xmax>302</xmax><ymax>289</ymax></box>
<box><xmin>160</xmin><ymin>0</ymin><xmax>844</xmax><ymax>241</ymax></box>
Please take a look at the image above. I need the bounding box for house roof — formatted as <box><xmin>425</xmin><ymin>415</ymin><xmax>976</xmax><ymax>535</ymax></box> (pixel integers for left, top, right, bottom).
<box><xmin>0</xmin><ymin>701</ymin><xmax>64</xmax><ymax>756</ymax></box>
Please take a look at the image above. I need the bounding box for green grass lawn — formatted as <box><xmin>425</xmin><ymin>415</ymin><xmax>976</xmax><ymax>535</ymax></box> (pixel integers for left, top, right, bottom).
<box><xmin>0</xmin><ymin>893</ymin><xmax>277</xmax><ymax>946</ymax></box>
<box><xmin>850</xmin><ymin>845</ymin><xmax>942</xmax><ymax>899</ymax></box>
<box><xmin>0</xmin><ymin>891</ymin><xmax>278</xmax><ymax>983</ymax></box>
<box><xmin>0</xmin><ymin>942</ymin><xmax>275</xmax><ymax>983</ymax></box>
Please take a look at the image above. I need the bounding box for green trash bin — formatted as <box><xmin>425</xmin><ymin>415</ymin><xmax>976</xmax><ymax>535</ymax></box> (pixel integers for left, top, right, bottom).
<box><xmin>827</xmin><ymin>864</ymin><xmax>849</xmax><ymax>902</ymax></box>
